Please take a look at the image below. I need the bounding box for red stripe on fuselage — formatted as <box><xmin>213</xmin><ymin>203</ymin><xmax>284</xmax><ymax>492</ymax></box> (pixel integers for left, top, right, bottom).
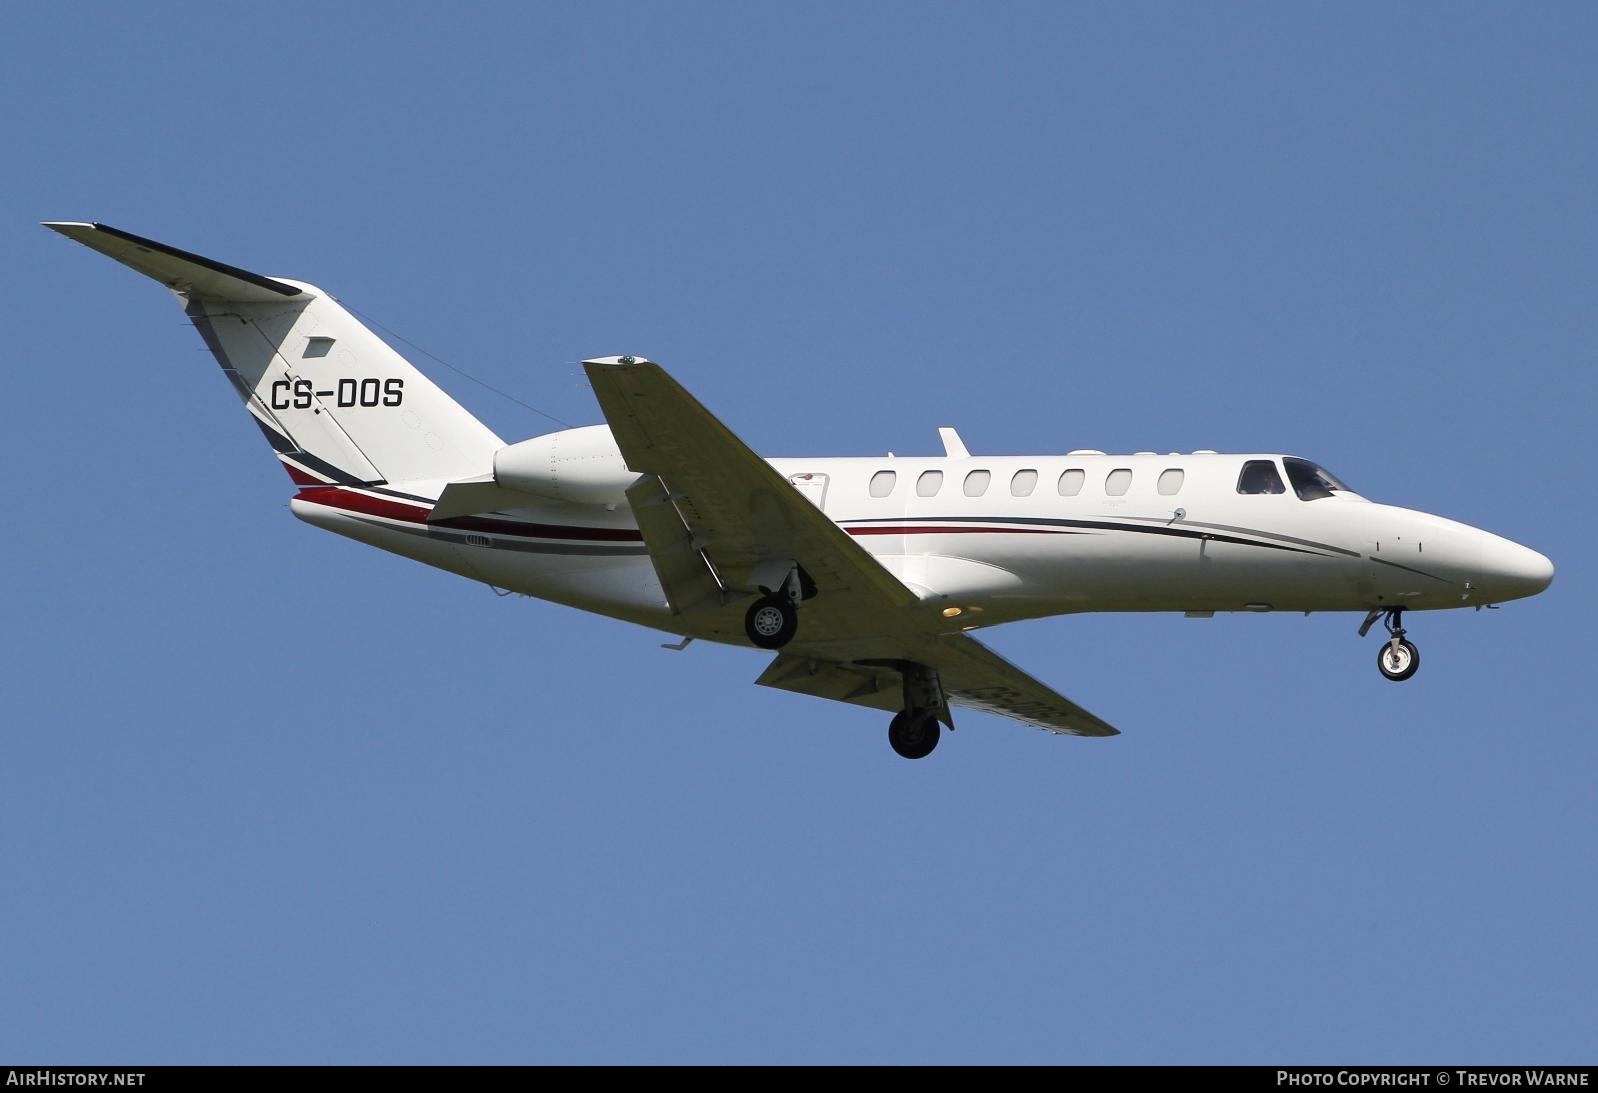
<box><xmin>294</xmin><ymin>486</ymin><xmax>645</xmax><ymax>542</ymax></box>
<box><xmin>298</xmin><ymin>486</ymin><xmax>432</xmax><ymax>523</ymax></box>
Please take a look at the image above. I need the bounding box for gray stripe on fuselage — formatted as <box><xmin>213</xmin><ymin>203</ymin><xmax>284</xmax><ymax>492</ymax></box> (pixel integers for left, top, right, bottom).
<box><xmin>1163</xmin><ymin>519</ymin><xmax>1361</xmax><ymax>558</ymax></box>
<box><xmin>1369</xmin><ymin>555</ymin><xmax>1454</xmax><ymax>584</ymax></box>
<box><xmin>842</xmin><ymin>515</ymin><xmax>1329</xmax><ymax>556</ymax></box>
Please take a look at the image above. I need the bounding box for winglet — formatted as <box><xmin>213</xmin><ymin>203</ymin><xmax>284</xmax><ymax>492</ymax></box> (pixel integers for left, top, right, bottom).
<box><xmin>938</xmin><ymin>427</ymin><xmax>969</xmax><ymax>458</ymax></box>
<box><xmin>43</xmin><ymin>221</ymin><xmax>307</xmax><ymax>302</ymax></box>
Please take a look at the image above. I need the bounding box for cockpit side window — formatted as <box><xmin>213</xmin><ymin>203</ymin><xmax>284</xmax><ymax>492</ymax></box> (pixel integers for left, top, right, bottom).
<box><xmin>1283</xmin><ymin>457</ymin><xmax>1351</xmax><ymax>501</ymax></box>
<box><xmin>1237</xmin><ymin>459</ymin><xmax>1286</xmax><ymax>495</ymax></box>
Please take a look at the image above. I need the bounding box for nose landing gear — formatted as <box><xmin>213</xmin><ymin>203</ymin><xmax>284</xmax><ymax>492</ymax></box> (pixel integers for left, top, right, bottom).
<box><xmin>1361</xmin><ymin>607</ymin><xmax>1421</xmax><ymax>682</ymax></box>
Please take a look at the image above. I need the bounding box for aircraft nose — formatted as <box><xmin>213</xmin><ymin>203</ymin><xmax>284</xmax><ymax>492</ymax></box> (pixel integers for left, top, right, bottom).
<box><xmin>1480</xmin><ymin>537</ymin><xmax>1555</xmax><ymax>602</ymax></box>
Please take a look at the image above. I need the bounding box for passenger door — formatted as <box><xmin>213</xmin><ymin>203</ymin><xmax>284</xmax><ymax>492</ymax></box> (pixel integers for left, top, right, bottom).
<box><xmin>788</xmin><ymin>472</ymin><xmax>830</xmax><ymax>511</ymax></box>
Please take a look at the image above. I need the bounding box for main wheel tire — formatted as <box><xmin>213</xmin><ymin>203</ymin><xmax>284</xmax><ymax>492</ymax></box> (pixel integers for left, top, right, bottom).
<box><xmin>1377</xmin><ymin>638</ymin><xmax>1420</xmax><ymax>682</ymax></box>
<box><xmin>744</xmin><ymin>596</ymin><xmax>798</xmax><ymax>649</ymax></box>
<box><xmin>888</xmin><ymin>710</ymin><xmax>940</xmax><ymax>760</ymax></box>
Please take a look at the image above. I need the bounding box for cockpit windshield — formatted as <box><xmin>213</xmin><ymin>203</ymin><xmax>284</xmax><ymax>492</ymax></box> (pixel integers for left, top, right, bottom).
<box><xmin>1283</xmin><ymin>457</ymin><xmax>1353</xmax><ymax>501</ymax></box>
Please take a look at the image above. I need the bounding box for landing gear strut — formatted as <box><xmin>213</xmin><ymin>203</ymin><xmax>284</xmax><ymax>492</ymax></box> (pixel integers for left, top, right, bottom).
<box><xmin>882</xmin><ymin>661</ymin><xmax>950</xmax><ymax>760</ymax></box>
<box><xmin>1362</xmin><ymin>607</ymin><xmax>1420</xmax><ymax>682</ymax></box>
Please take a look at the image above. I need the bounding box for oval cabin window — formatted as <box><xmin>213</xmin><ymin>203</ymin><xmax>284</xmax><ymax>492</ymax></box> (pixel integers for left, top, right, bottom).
<box><xmin>916</xmin><ymin>470</ymin><xmax>943</xmax><ymax>497</ymax></box>
<box><xmin>1105</xmin><ymin>468</ymin><xmax>1132</xmax><ymax>496</ymax></box>
<box><xmin>1010</xmin><ymin>469</ymin><xmax>1038</xmax><ymax>497</ymax></box>
<box><xmin>964</xmin><ymin>470</ymin><xmax>991</xmax><ymax>497</ymax></box>
<box><xmin>1158</xmin><ymin>469</ymin><xmax>1184</xmax><ymax>496</ymax></box>
<box><xmin>1057</xmin><ymin>468</ymin><xmax>1085</xmax><ymax>496</ymax></box>
<box><xmin>869</xmin><ymin>470</ymin><xmax>897</xmax><ymax>497</ymax></box>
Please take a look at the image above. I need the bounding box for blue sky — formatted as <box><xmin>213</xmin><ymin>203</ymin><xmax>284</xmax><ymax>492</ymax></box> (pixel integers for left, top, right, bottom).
<box><xmin>4</xmin><ymin>3</ymin><xmax>1593</xmax><ymax>1064</ymax></box>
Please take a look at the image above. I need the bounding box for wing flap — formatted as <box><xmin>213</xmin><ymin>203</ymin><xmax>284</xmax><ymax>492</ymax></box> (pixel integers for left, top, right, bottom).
<box><xmin>757</xmin><ymin>635</ymin><xmax>1120</xmax><ymax>738</ymax></box>
<box><xmin>755</xmin><ymin>655</ymin><xmax>903</xmax><ymax>715</ymax></box>
<box><xmin>626</xmin><ymin>474</ymin><xmax>726</xmax><ymax>615</ymax></box>
<box><xmin>932</xmin><ymin>635</ymin><xmax>1119</xmax><ymax>737</ymax></box>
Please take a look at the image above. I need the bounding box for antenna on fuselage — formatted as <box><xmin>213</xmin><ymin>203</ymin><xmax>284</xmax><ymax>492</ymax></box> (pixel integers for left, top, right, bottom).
<box><xmin>938</xmin><ymin>427</ymin><xmax>969</xmax><ymax>458</ymax></box>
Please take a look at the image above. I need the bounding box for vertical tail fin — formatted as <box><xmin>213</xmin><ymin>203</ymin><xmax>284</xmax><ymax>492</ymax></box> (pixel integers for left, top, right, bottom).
<box><xmin>46</xmin><ymin>222</ymin><xmax>503</xmax><ymax>488</ymax></box>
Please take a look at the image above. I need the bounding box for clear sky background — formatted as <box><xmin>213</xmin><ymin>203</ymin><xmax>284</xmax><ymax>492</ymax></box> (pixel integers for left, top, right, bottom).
<box><xmin>3</xmin><ymin>3</ymin><xmax>1593</xmax><ymax>1065</ymax></box>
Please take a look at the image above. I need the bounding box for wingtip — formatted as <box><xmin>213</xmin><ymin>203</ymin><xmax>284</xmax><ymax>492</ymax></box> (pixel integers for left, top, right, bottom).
<box><xmin>582</xmin><ymin>355</ymin><xmax>656</xmax><ymax>368</ymax></box>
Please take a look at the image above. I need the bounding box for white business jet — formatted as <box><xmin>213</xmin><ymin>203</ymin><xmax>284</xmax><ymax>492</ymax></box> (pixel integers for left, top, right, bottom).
<box><xmin>47</xmin><ymin>222</ymin><xmax>1554</xmax><ymax>759</ymax></box>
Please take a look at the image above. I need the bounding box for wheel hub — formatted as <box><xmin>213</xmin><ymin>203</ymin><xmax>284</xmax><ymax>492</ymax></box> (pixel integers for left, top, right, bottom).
<box><xmin>753</xmin><ymin>607</ymin><xmax>785</xmax><ymax>636</ymax></box>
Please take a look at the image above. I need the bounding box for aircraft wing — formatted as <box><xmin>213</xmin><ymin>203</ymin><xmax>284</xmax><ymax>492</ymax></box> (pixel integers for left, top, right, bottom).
<box><xmin>757</xmin><ymin>634</ymin><xmax>1120</xmax><ymax>737</ymax></box>
<box><xmin>584</xmin><ymin>355</ymin><xmax>1120</xmax><ymax>739</ymax></box>
<box><xmin>583</xmin><ymin>356</ymin><xmax>919</xmax><ymax>641</ymax></box>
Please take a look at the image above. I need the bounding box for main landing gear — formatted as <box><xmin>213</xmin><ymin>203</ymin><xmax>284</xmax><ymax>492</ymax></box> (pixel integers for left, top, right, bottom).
<box><xmin>743</xmin><ymin>565</ymin><xmax>811</xmax><ymax>650</ymax></box>
<box><xmin>889</xmin><ymin>709</ymin><xmax>940</xmax><ymax>760</ymax></box>
<box><xmin>882</xmin><ymin>661</ymin><xmax>949</xmax><ymax>760</ymax></box>
<box><xmin>1361</xmin><ymin>607</ymin><xmax>1421</xmax><ymax>682</ymax></box>
<box><xmin>742</xmin><ymin>569</ymin><xmax>949</xmax><ymax>760</ymax></box>
<box><xmin>744</xmin><ymin>596</ymin><xmax>797</xmax><ymax>649</ymax></box>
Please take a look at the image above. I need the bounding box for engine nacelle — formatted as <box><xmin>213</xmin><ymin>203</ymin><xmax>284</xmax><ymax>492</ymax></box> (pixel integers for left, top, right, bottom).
<box><xmin>493</xmin><ymin>424</ymin><xmax>638</xmax><ymax>506</ymax></box>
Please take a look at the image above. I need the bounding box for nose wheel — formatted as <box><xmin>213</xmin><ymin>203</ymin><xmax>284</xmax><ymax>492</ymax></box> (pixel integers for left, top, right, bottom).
<box><xmin>1362</xmin><ymin>607</ymin><xmax>1421</xmax><ymax>682</ymax></box>
<box><xmin>1377</xmin><ymin>637</ymin><xmax>1420</xmax><ymax>681</ymax></box>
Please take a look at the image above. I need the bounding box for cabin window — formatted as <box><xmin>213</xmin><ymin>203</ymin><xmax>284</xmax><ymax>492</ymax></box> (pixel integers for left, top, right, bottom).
<box><xmin>1237</xmin><ymin>460</ymin><xmax>1286</xmax><ymax>495</ymax></box>
<box><xmin>1057</xmin><ymin>468</ymin><xmax>1085</xmax><ymax>496</ymax></box>
<box><xmin>963</xmin><ymin>470</ymin><xmax>991</xmax><ymax>497</ymax></box>
<box><xmin>1105</xmin><ymin>468</ymin><xmax>1132</xmax><ymax>496</ymax></box>
<box><xmin>1010</xmin><ymin>469</ymin><xmax>1038</xmax><ymax>497</ymax></box>
<box><xmin>916</xmin><ymin>470</ymin><xmax>943</xmax><ymax>497</ymax></box>
<box><xmin>1158</xmin><ymin>468</ymin><xmax>1184</xmax><ymax>496</ymax></box>
<box><xmin>869</xmin><ymin>470</ymin><xmax>897</xmax><ymax>498</ymax></box>
<box><xmin>1283</xmin><ymin>457</ymin><xmax>1352</xmax><ymax>501</ymax></box>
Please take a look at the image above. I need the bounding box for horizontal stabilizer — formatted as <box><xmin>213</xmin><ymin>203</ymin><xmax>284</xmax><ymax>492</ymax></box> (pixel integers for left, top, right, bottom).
<box><xmin>43</xmin><ymin>221</ymin><xmax>305</xmax><ymax>302</ymax></box>
<box><xmin>429</xmin><ymin>476</ymin><xmax>544</xmax><ymax>521</ymax></box>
